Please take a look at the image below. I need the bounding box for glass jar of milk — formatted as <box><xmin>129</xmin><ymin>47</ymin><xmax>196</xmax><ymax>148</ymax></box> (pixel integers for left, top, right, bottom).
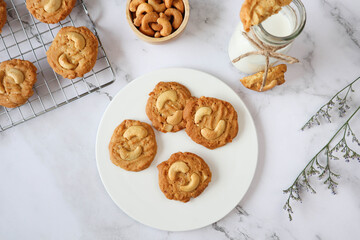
<box><xmin>228</xmin><ymin>0</ymin><xmax>306</xmax><ymax>74</ymax></box>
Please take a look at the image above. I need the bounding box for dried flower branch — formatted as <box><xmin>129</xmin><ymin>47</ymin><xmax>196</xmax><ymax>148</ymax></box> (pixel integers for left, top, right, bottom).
<box><xmin>283</xmin><ymin>106</ymin><xmax>360</xmax><ymax>221</ymax></box>
<box><xmin>301</xmin><ymin>77</ymin><xmax>359</xmax><ymax>130</ymax></box>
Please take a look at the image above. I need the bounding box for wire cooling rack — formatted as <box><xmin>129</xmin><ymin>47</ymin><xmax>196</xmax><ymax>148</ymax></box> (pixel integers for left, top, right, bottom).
<box><xmin>0</xmin><ymin>0</ymin><xmax>115</xmax><ymax>132</ymax></box>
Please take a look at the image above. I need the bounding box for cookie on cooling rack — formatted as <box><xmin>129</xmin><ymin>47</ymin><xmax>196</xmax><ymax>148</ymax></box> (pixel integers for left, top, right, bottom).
<box><xmin>183</xmin><ymin>96</ymin><xmax>239</xmax><ymax>149</ymax></box>
<box><xmin>46</xmin><ymin>26</ymin><xmax>98</xmax><ymax>79</ymax></box>
<box><xmin>157</xmin><ymin>152</ymin><xmax>212</xmax><ymax>203</ymax></box>
<box><xmin>0</xmin><ymin>59</ymin><xmax>37</xmax><ymax>108</ymax></box>
<box><xmin>109</xmin><ymin>120</ymin><xmax>157</xmax><ymax>172</ymax></box>
<box><xmin>146</xmin><ymin>82</ymin><xmax>192</xmax><ymax>133</ymax></box>
<box><xmin>26</xmin><ymin>0</ymin><xmax>77</xmax><ymax>24</ymax></box>
<box><xmin>0</xmin><ymin>0</ymin><xmax>6</xmax><ymax>33</ymax></box>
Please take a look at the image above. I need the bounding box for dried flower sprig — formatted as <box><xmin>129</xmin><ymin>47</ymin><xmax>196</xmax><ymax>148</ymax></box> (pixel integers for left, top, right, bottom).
<box><xmin>283</xmin><ymin>106</ymin><xmax>360</xmax><ymax>221</ymax></box>
<box><xmin>301</xmin><ymin>77</ymin><xmax>359</xmax><ymax>130</ymax></box>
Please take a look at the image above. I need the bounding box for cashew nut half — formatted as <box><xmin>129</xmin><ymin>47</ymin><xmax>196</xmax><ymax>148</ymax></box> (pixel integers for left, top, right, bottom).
<box><xmin>118</xmin><ymin>146</ymin><xmax>142</xmax><ymax>161</ymax></box>
<box><xmin>166</xmin><ymin>110</ymin><xmax>183</xmax><ymax>125</ymax></box>
<box><xmin>157</xmin><ymin>17</ymin><xmax>172</xmax><ymax>37</ymax></box>
<box><xmin>123</xmin><ymin>125</ymin><xmax>148</xmax><ymax>140</ymax></box>
<box><xmin>201</xmin><ymin>120</ymin><xmax>226</xmax><ymax>140</ymax></box>
<box><xmin>164</xmin><ymin>124</ymin><xmax>173</xmax><ymax>132</ymax></box>
<box><xmin>129</xmin><ymin>0</ymin><xmax>145</xmax><ymax>12</ymax></box>
<box><xmin>44</xmin><ymin>0</ymin><xmax>62</xmax><ymax>13</ymax></box>
<box><xmin>179</xmin><ymin>173</ymin><xmax>200</xmax><ymax>192</ymax></box>
<box><xmin>164</xmin><ymin>8</ymin><xmax>183</xmax><ymax>29</ymax></box>
<box><xmin>194</xmin><ymin>107</ymin><xmax>212</xmax><ymax>124</ymax></box>
<box><xmin>156</xmin><ymin>89</ymin><xmax>178</xmax><ymax>110</ymax></box>
<box><xmin>6</xmin><ymin>68</ymin><xmax>24</xmax><ymax>84</ymax></box>
<box><xmin>139</xmin><ymin>12</ymin><xmax>159</xmax><ymax>36</ymax></box>
<box><xmin>168</xmin><ymin>161</ymin><xmax>189</xmax><ymax>180</ymax></box>
<box><xmin>148</xmin><ymin>0</ymin><xmax>166</xmax><ymax>13</ymax></box>
<box><xmin>67</xmin><ymin>32</ymin><xmax>86</xmax><ymax>50</ymax></box>
<box><xmin>58</xmin><ymin>53</ymin><xmax>77</xmax><ymax>70</ymax></box>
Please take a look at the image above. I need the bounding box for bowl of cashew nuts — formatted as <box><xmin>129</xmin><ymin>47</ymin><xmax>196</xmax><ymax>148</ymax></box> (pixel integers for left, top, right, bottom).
<box><xmin>126</xmin><ymin>0</ymin><xmax>190</xmax><ymax>43</ymax></box>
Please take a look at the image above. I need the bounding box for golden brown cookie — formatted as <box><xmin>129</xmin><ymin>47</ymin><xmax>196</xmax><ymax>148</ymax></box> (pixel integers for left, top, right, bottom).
<box><xmin>146</xmin><ymin>82</ymin><xmax>191</xmax><ymax>133</ymax></box>
<box><xmin>183</xmin><ymin>96</ymin><xmax>238</xmax><ymax>149</ymax></box>
<box><xmin>157</xmin><ymin>152</ymin><xmax>212</xmax><ymax>203</ymax></box>
<box><xmin>46</xmin><ymin>26</ymin><xmax>98</xmax><ymax>79</ymax></box>
<box><xmin>0</xmin><ymin>0</ymin><xmax>6</xmax><ymax>33</ymax></box>
<box><xmin>109</xmin><ymin>120</ymin><xmax>157</xmax><ymax>172</ymax></box>
<box><xmin>240</xmin><ymin>64</ymin><xmax>286</xmax><ymax>92</ymax></box>
<box><xmin>0</xmin><ymin>59</ymin><xmax>37</xmax><ymax>108</ymax></box>
<box><xmin>26</xmin><ymin>0</ymin><xmax>76</xmax><ymax>24</ymax></box>
<box><xmin>240</xmin><ymin>0</ymin><xmax>292</xmax><ymax>32</ymax></box>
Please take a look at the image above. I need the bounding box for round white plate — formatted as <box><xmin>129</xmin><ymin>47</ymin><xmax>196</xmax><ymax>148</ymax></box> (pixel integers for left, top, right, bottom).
<box><xmin>96</xmin><ymin>68</ymin><xmax>258</xmax><ymax>231</ymax></box>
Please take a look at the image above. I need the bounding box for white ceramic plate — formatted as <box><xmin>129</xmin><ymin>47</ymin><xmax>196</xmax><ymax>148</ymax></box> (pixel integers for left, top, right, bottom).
<box><xmin>96</xmin><ymin>68</ymin><xmax>258</xmax><ymax>231</ymax></box>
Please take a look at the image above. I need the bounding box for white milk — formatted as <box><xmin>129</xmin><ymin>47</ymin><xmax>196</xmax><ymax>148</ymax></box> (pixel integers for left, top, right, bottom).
<box><xmin>228</xmin><ymin>12</ymin><xmax>293</xmax><ymax>74</ymax></box>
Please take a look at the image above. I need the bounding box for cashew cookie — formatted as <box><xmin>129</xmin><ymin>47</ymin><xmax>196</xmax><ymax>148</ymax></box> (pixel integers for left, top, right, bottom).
<box><xmin>109</xmin><ymin>120</ymin><xmax>157</xmax><ymax>172</ymax></box>
<box><xmin>0</xmin><ymin>59</ymin><xmax>37</xmax><ymax>108</ymax></box>
<box><xmin>0</xmin><ymin>0</ymin><xmax>6</xmax><ymax>33</ymax></box>
<box><xmin>183</xmin><ymin>96</ymin><xmax>239</xmax><ymax>149</ymax></box>
<box><xmin>146</xmin><ymin>81</ymin><xmax>192</xmax><ymax>133</ymax></box>
<box><xmin>157</xmin><ymin>152</ymin><xmax>212</xmax><ymax>203</ymax></box>
<box><xmin>46</xmin><ymin>26</ymin><xmax>98</xmax><ymax>79</ymax></box>
<box><xmin>26</xmin><ymin>0</ymin><xmax>77</xmax><ymax>24</ymax></box>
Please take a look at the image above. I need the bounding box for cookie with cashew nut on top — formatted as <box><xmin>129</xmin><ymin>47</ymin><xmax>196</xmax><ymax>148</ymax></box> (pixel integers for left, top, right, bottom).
<box><xmin>146</xmin><ymin>81</ymin><xmax>192</xmax><ymax>133</ymax></box>
<box><xmin>46</xmin><ymin>26</ymin><xmax>98</xmax><ymax>79</ymax></box>
<box><xmin>0</xmin><ymin>59</ymin><xmax>37</xmax><ymax>108</ymax></box>
<box><xmin>26</xmin><ymin>0</ymin><xmax>77</xmax><ymax>24</ymax></box>
<box><xmin>0</xmin><ymin>0</ymin><xmax>7</xmax><ymax>33</ymax></box>
<box><xmin>183</xmin><ymin>96</ymin><xmax>239</xmax><ymax>149</ymax></box>
<box><xmin>157</xmin><ymin>152</ymin><xmax>212</xmax><ymax>203</ymax></box>
<box><xmin>109</xmin><ymin>120</ymin><xmax>157</xmax><ymax>172</ymax></box>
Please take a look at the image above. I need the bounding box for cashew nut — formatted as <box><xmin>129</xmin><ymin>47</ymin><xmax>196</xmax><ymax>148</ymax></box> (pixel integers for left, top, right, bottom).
<box><xmin>129</xmin><ymin>0</ymin><xmax>145</xmax><ymax>12</ymax></box>
<box><xmin>179</xmin><ymin>173</ymin><xmax>200</xmax><ymax>192</ymax></box>
<box><xmin>66</xmin><ymin>32</ymin><xmax>86</xmax><ymax>50</ymax></box>
<box><xmin>150</xmin><ymin>23</ymin><xmax>162</xmax><ymax>31</ymax></box>
<box><xmin>164</xmin><ymin>0</ymin><xmax>173</xmax><ymax>8</ymax></box>
<box><xmin>173</xmin><ymin>0</ymin><xmax>185</xmax><ymax>13</ymax></box>
<box><xmin>139</xmin><ymin>12</ymin><xmax>159</xmax><ymax>36</ymax></box>
<box><xmin>164</xmin><ymin>124</ymin><xmax>173</xmax><ymax>132</ymax></box>
<box><xmin>44</xmin><ymin>0</ymin><xmax>62</xmax><ymax>13</ymax></box>
<box><xmin>58</xmin><ymin>53</ymin><xmax>77</xmax><ymax>70</ymax></box>
<box><xmin>123</xmin><ymin>125</ymin><xmax>148</xmax><ymax>140</ymax></box>
<box><xmin>0</xmin><ymin>72</ymin><xmax>5</xmax><ymax>94</ymax></box>
<box><xmin>166</xmin><ymin>110</ymin><xmax>183</xmax><ymax>125</ymax></box>
<box><xmin>156</xmin><ymin>89</ymin><xmax>178</xmax><ymax>110</ymax></box>
<box><xmin>135</xmin><ymin>3</ymin><xmax>154</xmax><ymax>18</ymax></box>
<box><xmin>118</xmin><ymin>146</ymin><xmax>142</xmax><ymax>161</ymax></box>
<box><xmin>194</xmin><ymin>107</ymin><xmax>212</xmax><ymax>124</ymax></box>
<box><xmin>6</xmin><ymin>68</ymin><xmax>24</xmax><ymax>84</ymax></box>
<box><xmin>133</xmin><ymin>14</ymin><xmax>144</xmax><ymax>27</ymax></box>
<box><xmin>168</xmin><ymin>161</ymin><xmax>189</xmax><ymax>180</ymax></box>
<box><xmin>164</xmin><ymin>8</ymin><xmax>183</xmax><ymax>29</ymax></box>
<box><xmin>201</xmin><ymin>120</ymin><xmax>226</xmax><ymax>140</ymax></box>
<box><xmin>157</xmin><ymin>17</ymin><xmax>172</xmax><ymax>37</ymax></box>
<box><xmin>154</xmin><ymin>32</ymin><xmax>161</xmax><ymax>38</ymax></box>
<box><xmin>148</xmin><ymin>0</ymin><xmax>166</xmax><ymax>13</ymax></box>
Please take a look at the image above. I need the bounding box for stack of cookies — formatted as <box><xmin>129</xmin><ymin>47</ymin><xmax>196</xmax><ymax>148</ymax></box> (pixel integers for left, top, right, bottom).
<box><xmin>0</xmin><ymin>0</ymin><xmax>98</xmax><ymax>108</ymax></box>
<box><xmin>109</xmin><ymin>81</ymin><xmax>239</xmax><ymax>202</ymax></box>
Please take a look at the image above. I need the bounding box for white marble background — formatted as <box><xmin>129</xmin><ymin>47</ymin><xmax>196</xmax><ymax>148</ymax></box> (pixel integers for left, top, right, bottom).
<box><xmin>1</xmin><ymin>0</ymin><xmax>360</xmax><ymax>239</ymax></box>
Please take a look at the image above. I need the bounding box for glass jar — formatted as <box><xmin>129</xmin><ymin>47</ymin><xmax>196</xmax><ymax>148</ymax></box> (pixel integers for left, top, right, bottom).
<box><xmin>228</xmin><ymin>0</ymin><xmax>306</xmax><ymax>74</ymax></box>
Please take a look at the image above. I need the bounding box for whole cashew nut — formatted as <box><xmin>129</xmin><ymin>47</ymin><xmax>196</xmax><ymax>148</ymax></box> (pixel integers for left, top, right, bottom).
<box><xmin>173</xmin><ymin>0</ymin><xmax>185</xmax><ymax>13</ymax></box>
<box><xmin>194</xmin><ymin>107</ymin><xmax>212</xmax><ymax>124</ymax></box>
<box><xmin>150</xmin><ymin>23</ymin><xmax>163</xmax><ymax>32</ymax></box>
<box><xmin>157</xmin><ymin>17</ymin><xmax>172</xmax><ymax>37</ymax></box>
<box><xmin>129</xmin><ymin>0</ymin><xmax>146</xmax><ymax>12</ymax></box>
<box><xmin>67</xmin><ymin>32</ymin><xmax>86</xmax><ymax>50</ymax></box>
<box><xmin>179</xmin><ymin>173</ymin><xmax>200</xmax><ymax>192</ymax></box>
<box><xmin>58</xmin><ymin>53</ymin><xmax>77</xmax><ymax>70</ymax></box>
<box><xmin>44</xmin><ymin>0</ymin><xmax>62</xmax><ymax>13</ymax></box>
<box><xmin>164</xmin><ymin>8</ymin><xmax>183</xmax><ymax>29</ymax></box>
<box><xmin>118</xmin><ymin>146</ymin><xmax>143</xmax><ymax>161</ymax></box>
<box><xmin>135</xmin><ymin>3</ymin><xmax>154</xmax><ymax>18</ymax></box>
<box><xmin>168</xmin><ymin>161</ymin><xmax>189</xmax><ymax>180</ymax></box>
<box><xmin>156</xmin><ymin>89</ymin><xmax>178</xmax><ymax>110</ymax></box>
<box><xmin>148</xmin><ymin>0</ymin><xmax>166</xmax><ymax>13</ymax></box>
<box><xmin>133</xmin><ymin>15</ymin><xmax>144</xmax><ymax>27</ymax></box>
<box><xmin>166</xmin><ymin>110</ymin><xmax>183</xmax><ymax>125</ymax></box>
<box><xmin>201</xmin><ymin>120</ymin><xmax>226</xmax><ymax>140</ymax></box>
<box><xmin>123</xmin><ymin>125</ymin><xmax>148</xmax><ymax>140</ymax></box>
<box><xmin>164</xmin><ymin>0</ymin><xmax>173</xmax><ymax>8</ymax></box>
<box><xmin>139</xmin><ymin>12</ymin><xmax>159</xmax><ymax>36</ymax></box>
<box><xmin>6</xmin><ymin>68</ymin><xmax>24</xmax><ymax>84</ymax></box>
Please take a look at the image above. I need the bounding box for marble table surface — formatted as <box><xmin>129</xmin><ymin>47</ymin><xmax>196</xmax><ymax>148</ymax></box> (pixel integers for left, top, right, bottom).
<box><xmin>1</xmin><ymin>0</ymin><xmax>360</xmax><ymax>239</ymax></box>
